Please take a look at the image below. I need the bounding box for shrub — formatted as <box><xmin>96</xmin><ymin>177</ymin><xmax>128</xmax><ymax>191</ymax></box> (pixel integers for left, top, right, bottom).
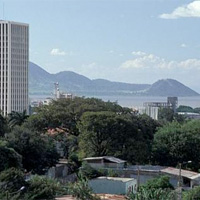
<box><xmin>24</xmin><ymin>175</ymin><xmax>64</xmax><ymax>200</ymax></box>
<box><xmin>68</xmin><ymin>174</ymin><xmax>100</xmax><ymax>200</ymax></box>
<box><xmin>80</xmin><ymin>163</ymin><xmax>102</xmax><ymax>179</ymax></box>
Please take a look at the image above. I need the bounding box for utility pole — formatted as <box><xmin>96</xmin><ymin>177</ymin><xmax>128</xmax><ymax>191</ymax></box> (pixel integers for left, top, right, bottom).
<box><xmin>177</xmin><ymin>163</ymin><xmax>182</xmax><ymax>200</ymax></box>
<box><xmin>137</xmin><ymin>165</ymin><xmax>140</xmax><ymax>192</ymax></box>
<box><xmin>177</xmin><ymin>161</ymin><xmax>192</xmax><ymax>200</ymax></box>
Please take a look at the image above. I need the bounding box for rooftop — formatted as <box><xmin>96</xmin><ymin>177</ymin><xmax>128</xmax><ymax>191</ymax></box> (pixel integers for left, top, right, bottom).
<box><xmin>83</xmin><ymin>156</ymin><xmax>126</xmax><ymax>163</ymax></box>
<box><xmin>93</xmin><ymin>176</ymin><xmax>134</xmax><ymax>183</ymax></box>
<box><xmin>161</xmin><ymin>167</ymin><xmax>200</xmax><ymax>180</ymax></box>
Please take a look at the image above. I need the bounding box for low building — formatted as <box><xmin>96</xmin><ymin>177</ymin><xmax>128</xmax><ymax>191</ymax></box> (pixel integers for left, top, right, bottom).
<box><xmin>177</xmin><ymin>112</ymin><xmax>200</xmax><ymax>119</ymax></box>
<box><xmin>89</xmin><ymin>177</ymin><xmax>136</xmax><ymax>195</ymax></box>
<box><xmin>83</xmin><ymin>156</ymin><xmax>126</xmax><ymax>169</ymax></box>
<box><xmin>161</xmin><ymin>167</ymin><xmax>200</xmax><ymax>189</ymax></box>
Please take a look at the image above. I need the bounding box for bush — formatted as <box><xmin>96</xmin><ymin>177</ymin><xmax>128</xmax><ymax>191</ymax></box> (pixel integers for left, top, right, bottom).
<box><xmin>0</xmin><ymin>168</ymin><xmax>27</xmax><ymax>199</ymax></box>
<box><xmin>127</xmin><ymin>187</ymin><xmax>177</xmax><ymax>200</ymax></box>
<box><xmin>68</xmin><ymin>173</ymin><xmax>100</xmax><ymax>200</ymax></box>
<box><xmin>80</xmin><ymin>163</ymin><xmax>103</xmax><ymax>179</ymax></box>
<box><xmin>144</xmin><ymin>176</ymin><xmax>174</xmax><ymax>190</ymax></box>
<box><xmin>0</xmin><ymin>140</ymin><xmax>22</xmax><ymax>172</ymax></box>
<box><xmin>24</xmin><ymin>175</ymin><xmax>64</xmax><ymax>200</ymax></box>
<box><xmin>0</xmin><ymin>168</ymin><xmax>27</xmax><ymax>193</ymax></box>
<box><xmin>183</xmin><ymin>186</ymin><xmax>200</xmax><ymax>200</ymax></box>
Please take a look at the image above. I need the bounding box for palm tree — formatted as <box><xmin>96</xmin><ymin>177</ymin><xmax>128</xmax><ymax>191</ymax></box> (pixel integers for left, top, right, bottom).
<box><xmin>8</xmin><ymin>110</ymin><xmax>29</xmax><ymax>128</ymax></box>
<box><xmin>0</xmin><ymin>113</ymin><xmax>7</xmax><ymax>136</ymax></box>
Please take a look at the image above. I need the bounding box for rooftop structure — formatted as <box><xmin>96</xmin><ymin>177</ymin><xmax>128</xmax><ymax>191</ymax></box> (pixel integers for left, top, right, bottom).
<box><xmin>83</xmin><ymin>156</ymin><xmax>126</xmax><ymax>169</ymax></box>
<box><xmin>161</xmin><ymin>167</ymin><xmax>200</xmax><ymax>180</ymax></box>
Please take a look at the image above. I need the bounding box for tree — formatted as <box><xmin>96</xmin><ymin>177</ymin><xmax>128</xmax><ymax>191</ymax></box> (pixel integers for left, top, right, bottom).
<box><xmin>78</xmin><ymin>111</ymin><xmax>159</xmax><ymax>164</ymax></box>
<box><xmin>158</xmin><ymin>108</ymin><xmax>175</xmax><ymax>123</ymax></box>
<box><xmin>0</xmin><ymin>114</ymin><xmax>8</xmax><ymax>137</ymax></box>
<box><xmin>25</xmin><ymin>97</ymin><xmax>131</xmax><ymax>135</ymax></box>
<box><xmin>177</xmin><ymin>105</ymin><xmax>194</xmax><ymax>113</ymax></box>
<box><xmin>0</xmin><ymin>140</ymin><xmax>22</xmax><ymax>172</ymax></box>
<box><xmin>8</xmin><ymin>110</ymin><xmax>29</xmax><ymax>128</ymax></box>
<box><xmin>6</xmin><ymin>126</ymin><xmax>59</xmax><ymax>174</ymax></box>
<box><xmin>78</xmin><ymin>111</ymin><xmax>118</xmax><ymax>157</ymax></box>
<box><xmin>152</xmin><ymin>121</ymin><xmax>200</xmax><ymax>170</ymax></box>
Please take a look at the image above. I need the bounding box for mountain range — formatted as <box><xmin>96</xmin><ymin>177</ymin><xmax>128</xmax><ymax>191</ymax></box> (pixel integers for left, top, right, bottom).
<box><xmin>29</xmin><ymin>62</ymin><xmax>199</xmax><ymax>97</ymax></box>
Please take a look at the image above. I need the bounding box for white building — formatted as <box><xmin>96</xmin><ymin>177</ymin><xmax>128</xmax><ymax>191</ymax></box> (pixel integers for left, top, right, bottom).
<box><xmin>0</xmin><ymin>21</ymin><xmax>29</xmax><ymax>115</ymax></box>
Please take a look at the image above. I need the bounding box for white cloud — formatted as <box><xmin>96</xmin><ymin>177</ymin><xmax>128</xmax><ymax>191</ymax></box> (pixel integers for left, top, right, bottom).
<box><xmin>132</xmin><ymin>51</ymin><xmax>147</xmax><ymax>56</ymax></box>
<box><xmin>160</xmin><ymin>1</ymin><xmax>200</xmax><ymax>19</ymax></box>
<box><xmin>181</xmin><ymin>43</ymin><xmax>187</xmax><ymax>48</ymax></box>
<box><xmin>121</xmin><ymin>52</ymin><xmax>200</xmax><ymax>70</ymax></box>
<box><xmin>50</xmin><ymin>48</ymin><xmax>74</xmax><ymax>56</ymax></box>
<box><xmin>108</xmin><ymin>50</ymin><xmax>114</xmax><ymax>54</ymax></box>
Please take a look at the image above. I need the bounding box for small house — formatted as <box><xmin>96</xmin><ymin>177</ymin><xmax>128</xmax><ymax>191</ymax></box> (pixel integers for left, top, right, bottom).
<box><xmin>89</xmin><ymin>177</ymin><xmax>137</xmax><ymax>195</ymax></box>
<box><xmin>161</xmin><ymin>167</ymin><xmax>200</xmax><ymax>189</ymax></box>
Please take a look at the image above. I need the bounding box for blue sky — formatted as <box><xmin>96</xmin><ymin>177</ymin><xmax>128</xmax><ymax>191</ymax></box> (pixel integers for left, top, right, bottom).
<box><xmin>1</xmin><ymin>0</ymin><xmax>200</xmax><ymax>92</ymax></box>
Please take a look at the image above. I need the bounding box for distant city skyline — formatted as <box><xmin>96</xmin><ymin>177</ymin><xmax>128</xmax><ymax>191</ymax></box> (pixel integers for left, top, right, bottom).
<box><xmin>1</xmin><ymin>0</ymin><xmax>200</xmax><ymax>92</ymax></box>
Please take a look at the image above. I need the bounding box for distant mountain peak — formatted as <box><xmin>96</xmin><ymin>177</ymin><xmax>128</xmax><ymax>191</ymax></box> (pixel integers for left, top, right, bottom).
<box><xmin>29</xmin><ymin>62</ymin><xmax>199</xmax><ymax>96</ymax></box>
<box><xmin>146</xmin><ymin>79</ymin><xmax>199</xmax><ymax>96</ymax></box>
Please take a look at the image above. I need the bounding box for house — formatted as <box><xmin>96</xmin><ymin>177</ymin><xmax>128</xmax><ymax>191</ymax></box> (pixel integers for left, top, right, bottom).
<box><xmin>161</xmin><ymin>167</ymin><xmax>200</xmax><ymax>189</ymax></box>
<box><xmin>89</xmin><ymin>177</ymin><xmax>137</xmax><ymax>195</ymax></box>
<box><xmin>83</xmin><ymin>156</ymin><xmax>126</xmax><ymax>169</ymax></box>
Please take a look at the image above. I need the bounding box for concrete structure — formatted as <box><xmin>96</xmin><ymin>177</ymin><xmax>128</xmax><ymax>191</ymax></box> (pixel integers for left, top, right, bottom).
<box><xmin>97</xmin><ymin>165</ymin><xmax>200</xmax><ymax>190</ymax></box>
<box><xmin>54</xmin><ymin>82</ymin><xmax>73</xmax><ymax>100</ymax></box>
<box><xmin>161</xmin><ymin>167</ymin><xmax>200</xmax><ymax>189</ymax></box>
<box><xmin>0</xmin><ymin>21</ymin><xmax>29</xmax><ymax>115</ymax></box>
<box><xmin>89</xmin><ymin>177</ymin><xmax>136</xmax><ymax>195</ymax></box>
<box><xmin>141</xmin><ymin>97</ymin><xmax>178</xmax><ymax>120</ymax></box>
<box><xmin>83</xmin><ymin>156</ymin><xmax>126</xmax><ymax>169</ymax></box>
<box><xmin>177</xmin><ymin>112</ymin><xmax>200</xmax><ymax>119</ymax></box>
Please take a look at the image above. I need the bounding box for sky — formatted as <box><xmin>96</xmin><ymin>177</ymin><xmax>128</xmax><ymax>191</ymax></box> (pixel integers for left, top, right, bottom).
<box><xmin>1</xmin><ymin>0</ymin><xmax>200</xmax><ymax>92</ymax></box>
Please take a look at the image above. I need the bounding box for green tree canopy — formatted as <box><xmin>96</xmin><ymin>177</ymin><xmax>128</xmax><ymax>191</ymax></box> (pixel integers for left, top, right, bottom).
<box><xmin>25</xmin><ymin>97</ymin><xmax>131</xmax><ymax>135</ymax></box>
<box><xmin>0</xmin><ymin>140</ymin><xmax>22</xmax><ymax>172</ymax></box>
<box><xmin>152</xmin><ymin>120</ymin><xmax>200</xmax><ymax>170</ymax></box>
<box><xmin>0</xmin><ymin>114</ymin><xmax>8</xmax><ymax>137</ymax></box>
<box><xmin>78</xmin><ymin>112</ymin><xmax>159</xmax><ymax>164</ymax></box>
<box><xmin>0</xmin><ymin>168</ymin><xmax>27</xmax><ymax>194</ymax></box>
<box><xmin>5</xmin><ymin>126</ymin><xmax>59</xmax><ymax>174</ymax></box>
<box><xmin>8</xmin><ymin>110</ymin><xmax>29</xmax><ymax>129</ymax></box>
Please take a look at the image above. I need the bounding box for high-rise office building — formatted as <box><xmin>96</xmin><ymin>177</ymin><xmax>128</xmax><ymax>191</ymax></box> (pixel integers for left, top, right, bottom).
<box><xmin>0</xmin><ymin>21</ymin><xmax>29</xmax><ymax>116</ymax></box>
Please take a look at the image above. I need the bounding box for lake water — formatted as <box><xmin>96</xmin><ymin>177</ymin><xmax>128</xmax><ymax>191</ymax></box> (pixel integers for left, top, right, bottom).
<box><xmin>30</xmin><ymin>94</ymin><xmax>200</xmax><ymax>108</ymax></box>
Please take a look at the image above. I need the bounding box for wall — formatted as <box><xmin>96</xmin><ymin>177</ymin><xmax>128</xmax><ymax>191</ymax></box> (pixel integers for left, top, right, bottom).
<box><xmin>89</xmin><ymin>179</ymin><xmax>136</xmax><ymax>195</ymax></box>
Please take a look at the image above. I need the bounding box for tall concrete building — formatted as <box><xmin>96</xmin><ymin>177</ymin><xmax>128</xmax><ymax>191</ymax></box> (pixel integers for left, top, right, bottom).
<box><xmin>0</xmin><ymin>21</ymin><xmax>29</xmax><ymax>116</ymax></box>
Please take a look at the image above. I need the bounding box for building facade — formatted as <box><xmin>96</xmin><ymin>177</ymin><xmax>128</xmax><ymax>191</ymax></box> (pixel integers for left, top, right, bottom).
<box><xmin>0</xmin><ymin>21</ymin><xmax>29</xmax><ymax>115</ymax></box>
<box><xmin>89</xmin><ymin>177</ymin><xmax>137</xmax><ymax>195</ymax></box>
